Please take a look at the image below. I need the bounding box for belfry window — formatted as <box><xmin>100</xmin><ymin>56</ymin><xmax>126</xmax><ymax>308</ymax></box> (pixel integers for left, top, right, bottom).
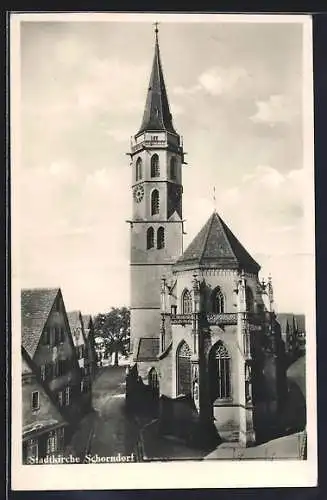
<box><xmin>147</xmin><ymin>227</ymin><xmax>154</xmax><ymax>249</ymax></box>
<box><xmin>151</xmin><ymin>190</ymin><xmax>160</xmax><ymax>215</ymax></box>
<box><xmin>181</xmin><ymin>289</ymin><xmax>192</xmax><ymax>314</ymax></box>
<box><xmin>170</xmin><ymin>157</ymin><xmax>177</xmax><ymax>180</ymax></box>
<box><xmin>136</xmin><ymin>157</ymin><xmax>142</xmax><ymax>181</ymax></box>
<box><xmin>212</xmin><ymin>287</ymin><xmax>225</xmax><ymax>313</ymax></box>
<box><xmin>209</xmin><ymin>341</ymin><xmax>231</xmax><ymax>401</ymax></box>
<box><xmin>157</xmin><ymin>227</ymin><xmax>165</xmax><ymax>249</ymax></box>
<box><xmin>151</xmin><ymin>154</ymin><xmax>160</xmax><ymax>177</ymax></box>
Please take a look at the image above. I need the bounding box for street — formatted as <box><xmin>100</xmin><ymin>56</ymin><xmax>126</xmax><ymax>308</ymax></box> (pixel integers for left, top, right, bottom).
<box><xmin>67</xmin><ymin>366</ymin><xmax>142</xmax><ymax>462</ymax></box>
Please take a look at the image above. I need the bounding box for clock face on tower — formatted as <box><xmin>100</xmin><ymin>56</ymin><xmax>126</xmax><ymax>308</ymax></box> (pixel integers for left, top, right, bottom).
<box><xmin>133</xmin><ymin>184</ymin><xmax>144</xmax><ymax>203</ymax></box>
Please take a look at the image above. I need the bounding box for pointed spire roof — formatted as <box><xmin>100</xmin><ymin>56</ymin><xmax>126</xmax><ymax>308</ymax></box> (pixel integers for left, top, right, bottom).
<box><xmin>175</xmin><ymin>211</ymin><xmax>260</xmax><ymax>273</ymax></box>
<box><xmin>137</xmin><ymin>26</ymin><xmax>177</xmax><ymax>135</ymax></box>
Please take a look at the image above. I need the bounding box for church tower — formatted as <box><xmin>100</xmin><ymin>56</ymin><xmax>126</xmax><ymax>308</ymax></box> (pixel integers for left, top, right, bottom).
<box><xmin>128</xmin><ymin>26</ymin><xmax>185</xmax><ymax>364</ymax></box>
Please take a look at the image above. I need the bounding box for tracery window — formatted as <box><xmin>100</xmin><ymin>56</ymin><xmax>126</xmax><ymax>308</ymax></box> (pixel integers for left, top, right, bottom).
<box><xmin>177</xmin><ymin>341</ymin><xmax>192</xmax><ymax>396</ymax></box>
<box><xmin>157</xmin><ymin>227</ymin><xmax>165</xmax><ymax>249</ymax></box>
<box><xmin>246</xmin><ymin>287</ymin><xmax>254</xmax><ymax>312</ymax></box>
<box><xmin>181</xmin><ymin>289</ymin><xmax>192</xmax><ymax>314</ymax></box>
<box><xmin>209</xmin><ymin>341</ymin><xmax>231</xmax><ymax>401</ymax></box>
<box><xmin>212</xmin><ymin>286</ymin><xmax>225</xmax><ymax>313</ymax></box>
<box><xmin>151</xmin><ymin>154</ymin><xmax>160</xmax><ymax>177</ymax></box>
<box><xmin>151</xmin><ymin>190</ymin><xmax>160</xmax><ymax>215</ymax></box>
<box><xmin>136</xmin><ymin>157</ymin><xmax>142</xmax><ymax>181</ymax></box>
<box><xmin>147</xmin><ymin>227</ymin><xmax>154</xmax><ymax>249</ymax></box>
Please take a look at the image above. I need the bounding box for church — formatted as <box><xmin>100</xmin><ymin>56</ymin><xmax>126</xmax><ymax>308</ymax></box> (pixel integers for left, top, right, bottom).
<box><xmin>127</xmin><ymin>26</ymin><xmax>286</xmax><ymax>447</ymax></box>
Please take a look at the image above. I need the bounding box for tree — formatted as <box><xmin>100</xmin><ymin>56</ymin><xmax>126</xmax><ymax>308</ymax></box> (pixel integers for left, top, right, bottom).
<box><xmin>93</xmin><ymin>307</ymin><xmax>131</xmax><ymax>366</ymax></box>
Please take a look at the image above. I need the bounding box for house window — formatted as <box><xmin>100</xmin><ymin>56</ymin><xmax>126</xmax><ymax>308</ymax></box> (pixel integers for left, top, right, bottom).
<box><xmin>26</xmin><ymin>439</ymin><xmax>38</xmax><ymax>461</ymax></box>
<box><xmin>58</xmin><ymin>391</ymin><xmax>63</xmax><ymax>407</ymax></box>
<box><xmin>177</xmin><ymin>341</ymin><xmax>192</xmax><ymax>396</ymax></box>
<box><xmin>209</xmin><ymin>341</ymin><xmax>231</xmax><ymax>401</ymax></box>
<box><xmin>136</xmin><ymin>157</ymin><xmax>142</xmax><ymax>181</ymax></box>
<box><xmin>146</xmin><ymin>227</ymin><xmax>154</xmax><ymax>249</ymax></box>
<box><xmin>40</xmin><ymin>365</ymin><xmax>46</xmax><ymax>381</ymax></box>
<box><xmin>31</xmin><ymin>391</ymin><xmax>39</xmax><ymax>411</ymax></box>
<box><xmin>157</xmin><ymin>227</ymin><xmax>165</xmax><ymax>249</ymax></box>
<box><xmin>151</xmin><ymin>190</ymin><xmax>160</xmax><ymax>215</ymax></box>
<box><xmin>181</xmin><ymin>289</ymin><xmax>192</xmax><ymax>314</ymax></box>
<box><xmin>150</xmin><ymin>154</ymin><xmax>160</xmax><ymax>177</ymax></box>
<box><xmin>170</xmin><ymin>157</ymin><xmax>177</xmax><ymax>180</ymax></box>
<box><xmin>46</xmin><ymin>431</ymin><xmax>57</xmax><ymax>454</ymax></box>
<box><xmin>212</xmin><ymin>287</ymin><xmax>225</xmax><ymax>313</ymax></box>
<box><xmin>57</xmin><ymin>427</ymin><xmax>65</xmax><ymax>450</ymax></box>
<box><xmin>65</xmin><ymin>386</ymin><xmax>70</xmax><ymax>406</ymax></box>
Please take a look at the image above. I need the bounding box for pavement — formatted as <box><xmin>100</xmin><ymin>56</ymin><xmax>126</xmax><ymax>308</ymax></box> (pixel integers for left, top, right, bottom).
<box><xmin>66</xmin><ymin>366</ymin><xmax>141</xmax><ymax>462</ymax></box>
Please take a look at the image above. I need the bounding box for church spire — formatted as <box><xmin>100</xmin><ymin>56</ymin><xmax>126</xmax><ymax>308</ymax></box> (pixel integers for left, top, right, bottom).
<box><xmin>137</xmin><ymin>24</ymin><xmax>177</xmax><ymax>136</ymax></box>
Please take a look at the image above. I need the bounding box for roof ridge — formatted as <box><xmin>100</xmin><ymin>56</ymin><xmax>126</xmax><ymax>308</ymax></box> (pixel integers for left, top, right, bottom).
<box><xmin>216</xmin><ymin>213</ymin><xmax>241</xmax><ymax>266</ymax></box>
<box><xmin>199</xmin><ymin>212</ymin><xmax>216</xmax><ymax>262</ymax></box>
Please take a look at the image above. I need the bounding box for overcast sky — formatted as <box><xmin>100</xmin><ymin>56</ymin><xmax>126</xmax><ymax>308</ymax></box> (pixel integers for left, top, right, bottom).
<box><xmin>17</xmin><ymin>16</ymin><xmax>313</xmax><ymax>315</ymax></box>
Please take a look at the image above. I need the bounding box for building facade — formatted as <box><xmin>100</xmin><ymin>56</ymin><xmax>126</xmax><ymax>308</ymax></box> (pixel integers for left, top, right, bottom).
<box><xmin>21</xmin><ymin>288</ymin><xmax>87</xmax><ymax>434</ymax></box>
<box><xmin>128</xmin><ymin>28</ymin><xmax>287</xmax><ymax>446</ymax></box>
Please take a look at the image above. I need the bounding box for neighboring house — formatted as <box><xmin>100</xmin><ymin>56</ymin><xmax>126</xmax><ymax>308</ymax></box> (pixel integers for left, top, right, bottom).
<box><xmin>82</xmin><ymin>314</ymin><xmax>97</xmax><ymax>380</ymax></box>
<box><xmin>21</xmin><ymin>288</ymin><xmax>84</xmax><ymax>429</ymax></box>
<box><xmin>22</xmin><ymin>349</ymin><xmax>68</xmax><ymax>464</ymax></box>
<box><xmin>66</xmin><ymin>311</ymin><xmax>92</xmax><ymax>411</ymax></box>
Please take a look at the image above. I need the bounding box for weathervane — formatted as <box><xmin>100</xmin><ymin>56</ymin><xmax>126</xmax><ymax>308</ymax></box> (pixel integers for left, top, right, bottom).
<box><xmin>213</xmin><ymin>186</ymin><xmax>217</xmax><ymax>213</ymax></box>
<box><xmin>153</xmin><ymin>21</ymin><xmax>159</xmax><ymax>42</ymax></box>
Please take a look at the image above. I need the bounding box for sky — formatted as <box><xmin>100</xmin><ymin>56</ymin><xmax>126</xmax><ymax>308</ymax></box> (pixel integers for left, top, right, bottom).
<box><xmin>17</xmin><ymin>16</ymin><xmax>314</xmax><ymax>315</ymax></box>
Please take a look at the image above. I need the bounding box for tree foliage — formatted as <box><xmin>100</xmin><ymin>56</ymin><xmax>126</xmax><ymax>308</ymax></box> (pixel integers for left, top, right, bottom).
<box><xmin>93</xmin><ymin>307</ymin><xmax>131</xmax><ymax>365</ymax></box>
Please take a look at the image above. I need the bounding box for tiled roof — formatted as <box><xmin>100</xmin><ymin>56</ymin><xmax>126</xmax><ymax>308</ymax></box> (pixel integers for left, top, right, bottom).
<box><xmin>137</xmin><ymin>33</ymin><xmax>176</xmax><ymax>135</ymax></box>
<box><xmin>175</xmin><ymin>211</ymin><xmax>260</xmax><ymax>273</ymax></box>
<box><xmin>136</xmin><ymin>337</ymin><xmax>160</xmax><ymax>361</ymax></box>
<box><xmin>66</xmin><ymin>311</ymin><xmax>82</xmax><ymax>332</ymax></box>
<box><xmin>21</xmin><ymin>288</ymin><xmax>59</xmax><ymax>358</ymax></box>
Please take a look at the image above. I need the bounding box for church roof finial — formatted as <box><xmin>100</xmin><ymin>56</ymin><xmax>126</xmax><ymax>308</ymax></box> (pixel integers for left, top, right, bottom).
<box><xmin>154</xmin><ymin>21</ymin><xmax>159</xmax><ymax>43</ymax></box>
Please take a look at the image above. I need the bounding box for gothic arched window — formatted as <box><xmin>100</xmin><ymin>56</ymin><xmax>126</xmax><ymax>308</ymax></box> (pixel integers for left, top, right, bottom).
<box><xmin>148</xmin><ymin>367</ymin><xmax>159</xmax><ymax>397</ymax></box>
<box><xmin>170</xmin><ymin>157</ymin><xmax>177</xmax><ymax>180</ymax></box>
<box><xmin>209</xmin><ymin>341</ymin><xmax>231</xmax><ymax>401</ymax></box>
<box><xmin>246</xmin><ymin>287</ymin><xmax>254</xmax><ymax>313</ymax></box>
<box><xmin>177</xmin><ymin>341</ymin><xmax>192</xmax><ymax>396</ymax></box>
<box><xmin>157</xmin><ymin>227</ymin><xmax>165</xmax><ymax>249</ymax></box>
<box><xmin>146</xmin><ymin>227</ymin><xmax>154</xmax><ymax>249</ymax></box>
<box><xmin>212</xmin><ymin>287</ymin><xmax>225</xmax><ymax>313</ymax></box>
<box><xmin>136</xmin><ymin>157</ymin><xmax>142</xmax><ymax>181</ymax></box>
<box><xmin>181</xmin><ymin>289</ymin><xmax>192</xmax><ymax>314</ymax></box>
<box><xmin>151</xmin><ymin>189</ymin><xmax>160</xmax><ymax>215</ymax></box>
<box><xmin>151</xmin><ymin>154</ymin><xmax>160</xmax><ymax>178</ymax></box>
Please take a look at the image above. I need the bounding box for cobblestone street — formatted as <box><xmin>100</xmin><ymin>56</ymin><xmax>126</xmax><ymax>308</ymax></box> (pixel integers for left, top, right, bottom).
<box><xmin>67</xmin><ymin>366</ymin><xmax>142</xmax><ymax>463</ymax></box>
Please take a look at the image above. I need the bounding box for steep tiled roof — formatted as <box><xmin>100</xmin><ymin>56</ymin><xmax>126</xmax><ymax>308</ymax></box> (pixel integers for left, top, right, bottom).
<box><xmin>21</xmin><ymin>288</ymin><xmax>59</xmax><ymax>358</ymax></box>
<box><xmin>136</xmin><ymin>337</ymin><xmax>160</xmax><ymax>361</ymax></box>
<box><xmin>66</xmin><ymin>311</ymin><xmax>82</xmax><ymax>332</ymax></box>
<box><xmin>137</xmin><ymin>31</ymin><xmax>176</xmax><ymax>135</ymax></box>
<box><xmin>175</xmin><ymin>211</ymin><xmax>260</xmax><ymax>273</ymax></box>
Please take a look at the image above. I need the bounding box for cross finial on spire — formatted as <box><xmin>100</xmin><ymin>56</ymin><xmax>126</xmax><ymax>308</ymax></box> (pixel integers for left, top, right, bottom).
<box><xmin>153</xmin><ymin>21</ymin><xmax>159</xmax><ymax>43</ymax></box>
